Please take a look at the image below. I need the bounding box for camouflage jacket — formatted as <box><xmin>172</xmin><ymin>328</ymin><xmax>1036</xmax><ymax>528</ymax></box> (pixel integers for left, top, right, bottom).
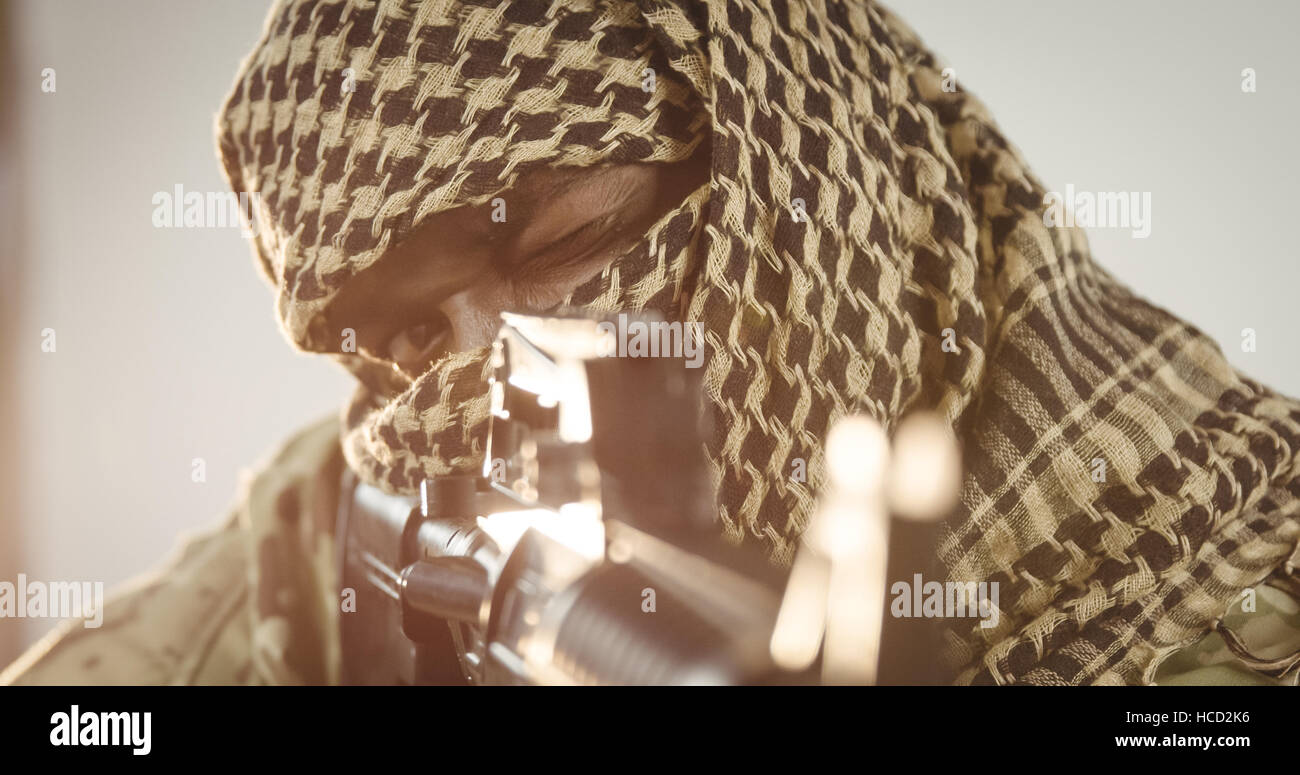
<box><xmin>1</xmin><ymin>417</ymin><xmax>344</xmax><ymax>686</ymax></box>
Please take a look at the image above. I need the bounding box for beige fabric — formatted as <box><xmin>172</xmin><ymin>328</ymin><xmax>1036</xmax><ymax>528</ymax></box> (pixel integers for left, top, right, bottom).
<box><xmin>1155</xmin><ymin>584</ymin><xmax>1300</xmax><ymax>686</ymax></box>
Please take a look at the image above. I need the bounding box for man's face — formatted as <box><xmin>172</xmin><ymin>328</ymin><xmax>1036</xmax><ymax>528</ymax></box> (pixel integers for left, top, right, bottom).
<box><xmin>323</xmin><ymin>155</ymin><xmax>708</xmax><ymax>383</ymax></box>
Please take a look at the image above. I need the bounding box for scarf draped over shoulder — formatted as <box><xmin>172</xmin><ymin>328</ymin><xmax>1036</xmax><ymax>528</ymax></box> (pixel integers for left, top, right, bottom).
<box><xmin>216</xmin><ymin>0</ymin><xmax>1300</xmax><ymax>685</ymax></box>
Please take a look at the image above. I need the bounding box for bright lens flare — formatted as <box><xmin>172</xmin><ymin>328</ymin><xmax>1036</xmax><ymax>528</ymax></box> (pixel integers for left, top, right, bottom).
<box><xmin>774</xmin><ymin>413</ymin><xmax>891</xmax><ymax>684</ymax></box>
<box><xmin>888</xmin><ymin>412</ymin><xmax>961</xmax><ymax>521</ymax></box>
<box><xmin>823</xmin><ymin>414</ymin><xmax>889</xmax><ymax>497</ymax></box>
<box><xmin>477</xmin><ymin>506</ymin><xmax>604</xmax><ymax>561</ymax></box>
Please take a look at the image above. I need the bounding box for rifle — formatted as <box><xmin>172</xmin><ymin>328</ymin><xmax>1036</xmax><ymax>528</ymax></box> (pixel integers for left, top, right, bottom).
<box><xmin>336</xmin><ymin>312</ymin><xmax>956</xmax><ymax>685</ymax></box>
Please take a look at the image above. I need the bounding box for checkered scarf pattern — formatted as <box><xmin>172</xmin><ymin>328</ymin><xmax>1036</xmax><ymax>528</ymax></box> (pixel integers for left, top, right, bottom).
<box><xmin>218</xmin><ymin>0</ymin><xmax>1300</xmax><ymax>685</ymax></box>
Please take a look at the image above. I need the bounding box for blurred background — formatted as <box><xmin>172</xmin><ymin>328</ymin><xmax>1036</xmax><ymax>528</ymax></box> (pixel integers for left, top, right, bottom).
<box><xmin>0</xmin><ymin>0</ymin><xmax>356</xmax><ymax>664</ymax></box>
<box><xmin>1</xmin><ymin>0</ymin><xmax>1297</xmax><ymax>666</ymax></box>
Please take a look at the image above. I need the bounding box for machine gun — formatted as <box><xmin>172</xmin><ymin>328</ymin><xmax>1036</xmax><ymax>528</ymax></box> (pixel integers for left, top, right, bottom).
<box><xmin>336</xmin><ymin>312</ymin><xmax>959</xmax><ymax>685</ymax></box>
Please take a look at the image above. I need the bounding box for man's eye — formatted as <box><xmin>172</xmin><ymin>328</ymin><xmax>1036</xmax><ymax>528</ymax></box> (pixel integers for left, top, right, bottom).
<box><xmin>513</xmin><ymin>214</ymin><xmax>619</xmax><ymax>278</ymax></box>
<box><xmin>385</xmin><ymin>319</ymin><xmax>448</xmax><ymax>366</ymax></box>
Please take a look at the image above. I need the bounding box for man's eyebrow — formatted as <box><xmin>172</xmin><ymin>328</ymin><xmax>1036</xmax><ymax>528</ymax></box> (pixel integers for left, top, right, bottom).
<box><xmin>519</xmin><ymin>165</ymin><xmax>622</xmax><ymax>205</ymax></box>
<box><xmin>458</xmin><ymin>167</ymin><xmax>618</xmax><ymax>242</ymax></box>
<box><xmin>448</xmin><ymin>171</ymin><xmax>573</xmax><ymax>234</ymax></box>
<box><xmin>353</xmin><ymin>166</ymin><xmax>619</xmax><ymax>281</ymax></box>
<box><xmin>537</xmin><ymin>168</ymin><xmax>596</xmax><ymax>196</ymax></box>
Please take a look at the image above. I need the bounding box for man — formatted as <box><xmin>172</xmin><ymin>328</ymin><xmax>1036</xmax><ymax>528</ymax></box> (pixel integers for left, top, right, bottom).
<box><xmin>5</xmin><ymin>0</ymin><xmax>1299</xmax><ymax>686</ymax></box>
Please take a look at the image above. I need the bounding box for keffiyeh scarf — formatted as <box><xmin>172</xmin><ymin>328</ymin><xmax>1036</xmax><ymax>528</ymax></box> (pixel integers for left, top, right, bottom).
<box><xmin>217</xmin><ymin>0</ymin><xmax>1300</xmax><ymax>685</ymax></box>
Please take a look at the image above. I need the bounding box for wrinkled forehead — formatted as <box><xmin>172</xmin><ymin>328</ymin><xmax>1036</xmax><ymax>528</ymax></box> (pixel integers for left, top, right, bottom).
<box><xmin>216</xmin><ymin>0</ymin><xmax>707</xmax><ymax>349</ymax></box>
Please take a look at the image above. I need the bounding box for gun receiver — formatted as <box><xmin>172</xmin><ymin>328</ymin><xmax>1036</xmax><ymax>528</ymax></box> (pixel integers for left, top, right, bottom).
<box><xmin>337</xmin><ymin>312</ymin><xmax>953</xmax><ymax>685</ymax></box>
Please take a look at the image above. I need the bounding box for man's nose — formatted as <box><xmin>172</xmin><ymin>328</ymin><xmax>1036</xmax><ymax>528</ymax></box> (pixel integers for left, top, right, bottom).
<box><xmin>440</xmin><ymin>288</ymin><xmax>509</xmax><ymax>351</ymax></box>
